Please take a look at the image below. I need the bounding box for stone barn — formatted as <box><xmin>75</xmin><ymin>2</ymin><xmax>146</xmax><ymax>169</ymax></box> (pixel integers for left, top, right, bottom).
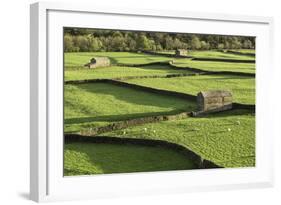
<box><xmin>197</xmin><ymin>90</ymin><xmax>233</xmax><ymax>112</ymax></box>
<box><xmin>84</xmin><ymin>57</ymin><xmax>111</xmax><ymax>69</ymax></box>
<box><xmin>175</xmin><ymin>49</ymin><xmax>188</xmax><ymax>56</ymax></box>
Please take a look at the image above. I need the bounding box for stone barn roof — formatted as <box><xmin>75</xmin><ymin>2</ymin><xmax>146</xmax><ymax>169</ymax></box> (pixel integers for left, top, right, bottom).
<box><xmin>198</xmin><ymin>90</ymin><xmax>232</xmax><ymax>98</ymax></box>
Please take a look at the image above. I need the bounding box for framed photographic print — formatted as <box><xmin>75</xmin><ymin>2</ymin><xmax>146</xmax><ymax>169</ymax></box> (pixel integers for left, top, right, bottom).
<box><xmin>30</xmin><ymin>2</ymin><xmax>274</xmax><ymax>202</ymax></box>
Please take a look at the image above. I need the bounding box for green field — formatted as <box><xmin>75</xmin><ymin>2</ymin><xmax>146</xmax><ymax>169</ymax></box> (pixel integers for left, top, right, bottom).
<box><xmin>64</xmin><ymin>51</ymin><xmax>255</xmax><ymax>81</ymax></box>
<box><xmin>229</xmin><ymin>49</ymin><xmax>256</xmax><ymax>54</ymax></box>
<box><xmin>65</xmin><ymin>65</ymin><xmax>194</xmax><ymax>81</ymax></box>
<box><xmin>188</xmin><ymin>50</ymin><xmax>255</xmax><ymax>60</ymax></box>
<box><xmin>174</xmin><ymin>59</ymin><xmax>255</xmax><ymax>73</ymax></box>
<box><xmin>64</xmin><ymin>83</ymin><xmax>196</xmax><ymax>133</ymax></box>
<box><xmin>156</xmin><ymin>50</ymin><xmax>255</xmax><ymax>60</ymax></box>
<box><xmin>65</xmin><ymin>52</ymin><xmax>173</xmax><ymax>70</ymax></box>
<box><xmin>64</xmin><ymin>142</ymin><xmax>196</xmax><ymax>176</ymax></box>
<box><xmin>100</xmin><ymin>109</ymin><xmax>255</xmax><ymax>168</ymax></box>
<box><xmin>64</xmin><ymin>50</ymin><xmax>256</xmax><ymax>175</ymax></box>
<box><xmin>126</xmin><ymin>75</ymin><xmax>255</xmax><ymax>104</ymax></box>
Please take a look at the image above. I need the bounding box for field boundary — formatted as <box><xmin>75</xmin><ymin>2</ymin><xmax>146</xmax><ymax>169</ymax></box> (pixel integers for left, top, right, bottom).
<box><xmin>226</xmin><ymin>50</ymin><xmax>256</xmax><ymax>57</ymax></box>
<box><xmin>137</xmin><ymin>50</ymin><xmax>193</xmax><ymax>58</ymax></box>
<box><xmin>191</xmin><ymin>57</ymin><xmax>255</xmax><ymax>63</ymax></box>
<box><xmin>65</xmin><ymin>78</ymin><xmax>256</xmax><ymax>110</ymax></box>
<box><xmin>233</xmin><ymin>102</ymin><xmax>255</xmax><ymax>110</ymax></box>
<box><xmin>64</xmin><ymin>134</ymin><xmax>222</xmax><ymax>169</ymax></box>
<box><xmin>67</xmin><ymin>105</ymin><xmax>254</xmax><ymax>137</ymax></box>
<box><xmin>116</xmin><ymin>61</ymin><xmax>255</xmax><ymax>77</ymax></box>
<box><xmin>131</xmin><ymin>50</ymin><xmax>255</xmax><ymax>63</ymax></box>
<box><xmin>66</xmin><ymin>78</ymin><xmax>197</xmax><ymax>101</ymax></box>
<box><xmin>73</xmin><ymin>111</ymin><xmax>192</xmax><ymax>136</ymax></box>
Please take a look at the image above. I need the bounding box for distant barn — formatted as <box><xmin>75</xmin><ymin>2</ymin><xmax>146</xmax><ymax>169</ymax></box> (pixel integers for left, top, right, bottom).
<box><xmin>84</xmin><ymin>57</ymin><xmax>111</xmax><ymax>69</ymax></box>
<box><xmin>175</xmin><ymin>49</ymin><xmax>188</xmax><ymax>56</ymax></box>
<box><xmin>197</xmin><ymin>90</ymin><xmax>232</xmax><ymax>112</ymax></box>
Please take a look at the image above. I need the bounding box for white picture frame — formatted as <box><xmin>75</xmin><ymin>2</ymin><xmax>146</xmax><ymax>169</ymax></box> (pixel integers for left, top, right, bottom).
<box><xmin>30</xmin><ymin>1</ymin><xmax>274</xmax><ymax>202</ymax></box>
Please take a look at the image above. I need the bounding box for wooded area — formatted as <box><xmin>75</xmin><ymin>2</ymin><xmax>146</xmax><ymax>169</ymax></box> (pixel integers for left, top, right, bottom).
<box><xmin>64</xmin><ymin>28</ymin><xmax>255</xmax><ymax>52</ymax></box>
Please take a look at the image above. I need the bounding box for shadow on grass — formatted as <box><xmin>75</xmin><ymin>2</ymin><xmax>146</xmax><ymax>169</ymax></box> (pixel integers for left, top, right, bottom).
<box><xmin>194</xmin><ymin>75</ymin><xmax>253</xmax><ymax>80</ymax></box>
<box><xmin>195</xmin><ymin>109</ymin><xmax>255</xmax><ymax>119</ymax></box>
<box><xmin>73</xmin><ymin>83</ymin><xmax>196</xmax><ymax>110</ymax></box>
<box><xmin>64</xmin><ymin>142</ymin><xmax>197</xmax><ymax>175</ymax></box>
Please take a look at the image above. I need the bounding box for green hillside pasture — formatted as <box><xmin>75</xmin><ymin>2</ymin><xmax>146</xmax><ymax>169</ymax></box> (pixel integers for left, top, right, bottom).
<box><xmin>65</xmin><ymin>64</ymin><xmax>194</xmax><ymax>81</ymax></box>
<box><xmin>126</xmin><ymin>75</ymin><xmax>255</xmax><ymax>104</ymax></box>
<box><xmin>230</xmin><ymin>49</ymin><xmax>256</xmax><ymax>54</ymax></box>
<box><xmin>64</xmin><ymin>142</ymin><xmax>196</xmax><ymax>176</ymax></box>
<box><xmin>188</xmin><ymin>50</ymin><xmax>255</xmax><ymax>60</ymax></box>
<box><xmin>101</xmin><ymin>109</ymin><xmax>255</xmax><ymax>168</ymax></box>
<box><xmin>64</xmin><ymin>83</ymin><xmax>196</xmax><ymax>133</ymax></box>
<box><xmin>174</xmin><ymin>59</ymin><xmax>255</xmax><ymax>73</ymax></box>
<box><xmin>64</xmin><ymin>52</ymin><xmax>173</xmax><ymax>70</ymax></box>
<box><xmin>155</xmin><ymin>50</ymin><xmax>255</xmax><ymax>60</ymax></box>
<box><xmin>65</xmin><ymin>52</ymin><xmax>255</xmax><ymax>75</ymax></box>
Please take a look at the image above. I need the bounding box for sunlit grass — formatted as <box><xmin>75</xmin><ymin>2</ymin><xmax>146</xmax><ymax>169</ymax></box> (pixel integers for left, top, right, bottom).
<box><xmin>101</xmin><ymin>109</ymin><xmax>255</xmax><ymax>168</ymax></box>
<box><xmin>65</xmin><ymin>65</ymin><xmax>194</xmax><ymax>81</ymax></box>
<box><xmin>126</xmin><ymin>75</ymin><xmax>255</xmax><ymax>104</ymax></box>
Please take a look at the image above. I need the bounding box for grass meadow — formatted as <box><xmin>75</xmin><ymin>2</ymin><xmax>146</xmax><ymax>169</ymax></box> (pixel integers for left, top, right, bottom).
<box><xmin>64</xmin><ymin>49</ymin><xmax>256</xmax><ymax>176</ymax></box>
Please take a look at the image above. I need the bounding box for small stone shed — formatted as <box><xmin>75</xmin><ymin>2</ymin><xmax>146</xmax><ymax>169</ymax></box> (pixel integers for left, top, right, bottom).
<box><xmin>197</xmin><ymin>90</ymin><xmax>233</xmax><ymax>112</ymax></box>
<box><xmin>84</xmin><ymin>57</ymin><xmax>111</xmax><ymax>69</ymax></box>
<box><xmin>175</xmin><ymin>49</ymin><xmax>188</xmax><ymax>56</ymax></box>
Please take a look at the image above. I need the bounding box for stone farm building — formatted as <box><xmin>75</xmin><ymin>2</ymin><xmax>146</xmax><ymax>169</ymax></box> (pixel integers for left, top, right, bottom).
<box><xmin>197</xmin><ymin>90</ymin><xmax>233</xmax><ymax>112</ymax></box>
<box><xmin>85</xmin><ymin>57</ymin><xmax>111</xmax><ymax>69</ymax></box>
<box><xmin>175</xmin><ymin>49</ymin><xmax>188</xmax><ymax>56</ymax></box>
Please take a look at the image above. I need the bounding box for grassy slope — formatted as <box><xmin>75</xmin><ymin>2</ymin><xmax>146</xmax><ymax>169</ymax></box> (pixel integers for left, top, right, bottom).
<box><xmin>64</xmin><ymin>51</ymin><xmax>256</xmax><ymax>172</ymax></box>
<box><xmin>64</xmin><ymin>142</ymin><xmax>196</xmax><ymax>176</ymax></box>
<box><xmin>65</xmin><ymin>65</ymin><xmax>193</xmax><ymax>81</ymax></box>
<box><xmin>65</xmin><ymin>52</ymin><xmax>173</xmax><ymax>70</ymax></box>
<box><xmin>188</xmin><ymin>50</ymin><xmax>255</xmax><ymax>60</ymax></box>
<box><xmin>230</xmin><ymin>49</ymin><xmax>256</xmax><ymax>54</ymax></box>
<box><xmin>126</xmin><ymin>75</ymin><xmax>255</xmax><ymax>104</ymax></box>
<box><xmin>64</xmin><ymin>52</ymin><xmax>255</xmax><ymax>76</ymax></box>
<box><xmin>100</xmin><ymin>109</ymin><xmax>255</xmax><ymax>168</ymax></box>
<box><xmin>174</xmin><ymin>59</ymin><xmax>255</xmax><ymax>73</ymax></box>
<box><xmin>64</xmin><ymin>83</ymin><xmax>196</xmax><ymax>133</ymax></box>
<box><xmin>156</xmin><ymin>50</ymin><xmax>255</xmax><ymax>60</ymax></box>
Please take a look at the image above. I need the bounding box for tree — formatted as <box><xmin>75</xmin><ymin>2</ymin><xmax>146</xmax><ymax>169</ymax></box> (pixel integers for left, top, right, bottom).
<box><xmin>243</xmin><ymin>39</ymin><xmax>253</xmax><ymax>49</ymax></box>
<box><xmin>191</xmin><ymin>35</ymin><xmax>201</xmax><ymax>50</ymax></box>
<box><xmin>156</xmin><ymin>44</ymin><xmax>163</xmax><ymax>51</ymax></box>
<box><xmin>200</xmin><ymin>41</ymin><xmax>210</xmax><ymax>50</ymax></box>
<box><xmin>112</xmin><ymin>31</ymin><xmax>123</xmax><ymax>37</ymax></box>
<box><xmin>229</xmin><ymin>37</ymin><xmax>242</xmax><ymax>49</ymax></box>
<box><xmin>74</xmin><ymin>36</ymin><xmax>89</xmax><ymax>51</ymax></box>
<box><xmin>173</xmin><ymin>38</ymin><xmax>184</xmax><ymax>49</ymax></box>
<box><xmin>164</xmin><ymin>36</ymin><xmax>174</xmax><ymax>50</ymax></box>
<box><xmin>111</xmin><ymin>36</ymin><xmax>126</xmax><ymax>51</ymax></box>
<box><xmin>88</xmin><ymin>37</ymin><xmax>102</xmax><ymax>51</ymax></box>
<box><xmin>64</xmin><ymin>35</ymin><xmax>80</xmax><ymax>52</ymax></box>
<box><xmin>63</xmin><ymin>28</ymin><xmax>255</xmax><ymax>52</ymax></box>
<box><xmin>64</xmin><ymin>35</ymin><xmax>74</xmax><ymax>52</ymax></box>
<box><xmin>127</xmin><ymin>38</ymin><xmax>137</xmax><ymax>51</ymax></box>
<box><xmin>153</xmin><ymin>33</ymin><xmax>166</xmax><ymax>45</ymax></box>
<box><xmin>137</xmin><ymin>34</ymin><xmax>152</xmax><ymax>50</ymax></box>
<box><xmin>217</xmin><ymin>43</ymin><xmax>225</xmax><ymax>50</ymax></box>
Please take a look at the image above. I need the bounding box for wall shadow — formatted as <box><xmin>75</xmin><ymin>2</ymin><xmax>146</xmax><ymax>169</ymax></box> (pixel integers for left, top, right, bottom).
<box><xmin>74</xmin><ymin>83</ymin><xmax>195</xmax><ymax>110</ymax></box>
